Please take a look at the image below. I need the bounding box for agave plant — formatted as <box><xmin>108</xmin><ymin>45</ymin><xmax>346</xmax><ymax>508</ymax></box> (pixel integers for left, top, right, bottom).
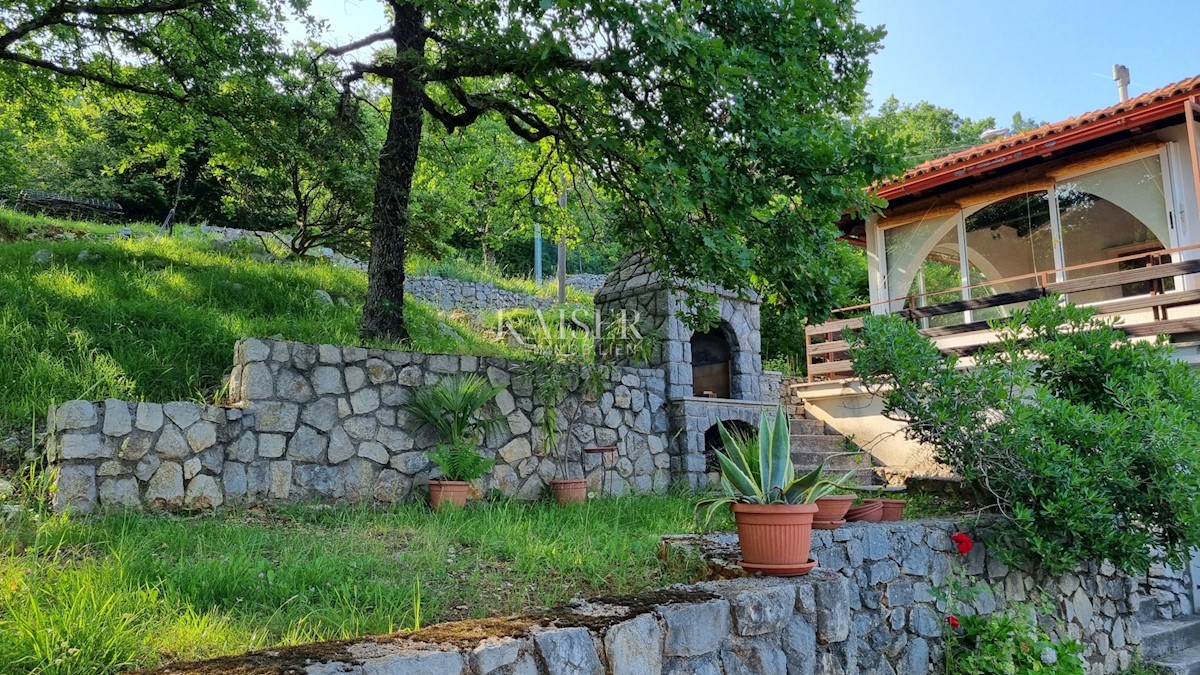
<box><xmin>697</xmin><ymin>405</ymin><xmax>860</xmax><ymax>525</ymax></box>
<box><xmin>401</xmin><ymin>374</ymin><xmax>506</xmax><ymax>481</ymax></box>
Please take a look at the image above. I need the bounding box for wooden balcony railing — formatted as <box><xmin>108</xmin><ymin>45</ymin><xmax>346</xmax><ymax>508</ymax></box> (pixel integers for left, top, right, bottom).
<box><xmin>804</xmin><ymin>243</ymin><xmax>1200</xmax><ymax>383</ymax></box>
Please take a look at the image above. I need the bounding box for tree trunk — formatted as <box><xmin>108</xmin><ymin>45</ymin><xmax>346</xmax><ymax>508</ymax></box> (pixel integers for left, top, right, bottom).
<box><xmin>360</xmin><ymin>4</ymin><xmax>425</xmax><ymax>341</ymax></box>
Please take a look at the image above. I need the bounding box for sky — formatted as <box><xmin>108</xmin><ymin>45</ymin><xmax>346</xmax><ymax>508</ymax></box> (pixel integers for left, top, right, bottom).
<box><xmin>304</xmin><ymin>0</ymin><xmax>1200</xmax><ymax>128</ymax></box>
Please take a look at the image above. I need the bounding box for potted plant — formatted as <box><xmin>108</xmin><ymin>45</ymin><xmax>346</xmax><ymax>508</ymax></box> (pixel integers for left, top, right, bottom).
<box><xmin>526</xmin><ymin>355</ymin><xmax>611</xmax><ymax>505</ymax></box>
<box><xmin>864</xmin><ymin>495</ymin><xmax>906</xmax><ymax>521</ymax></box>
<box><xmin>401</xmin><ymin>374</ymin><xmax>505</xmax><ymax>510</ymax></box>
<box><xmin>698</xmin><ymin>405</ymin><xmax>858</xmax><ymax>576</ymax></box>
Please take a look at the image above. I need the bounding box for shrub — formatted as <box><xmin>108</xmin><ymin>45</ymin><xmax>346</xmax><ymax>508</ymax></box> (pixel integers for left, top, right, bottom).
<box><xmin>848</xmin><ymin>296</ymin><xmax>1200</xmax><ymax>574</ymax></box>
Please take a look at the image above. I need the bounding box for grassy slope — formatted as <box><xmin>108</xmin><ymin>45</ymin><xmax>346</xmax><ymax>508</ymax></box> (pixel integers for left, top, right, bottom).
<box><xmin>0</xmin><ymin>496</ymin><xmax>713</xmax><ymax>673</ymax></box>
<box><xmin>0</xmin><ymin>212</ymin><xmax>518</xmax><ymax>437</ymax></box>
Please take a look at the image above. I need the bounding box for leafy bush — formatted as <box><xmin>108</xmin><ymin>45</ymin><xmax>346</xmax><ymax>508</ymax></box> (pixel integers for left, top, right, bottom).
<box><xmin>848</xmin><ymin>297</ymin><xmax>1200</xmax><ymax>574</ymax></box>
<box><xmin>400</xmin><ymin>374</ymin><xmax>505</xmax><ymax>481</ymax></box>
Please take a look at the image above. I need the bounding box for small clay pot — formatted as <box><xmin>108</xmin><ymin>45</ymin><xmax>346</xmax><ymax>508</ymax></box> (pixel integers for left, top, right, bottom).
<box><xmin>551</xmin><ymin>479</ymin><xmax>588</xmax><ymax>505</ymax></box>
<box><xmin>428</xmin><ymin>479</ymin><xmax>470</xmax><ymax>510</ymax></box>
<box><xmin>865</xmin><ymin>498</ymin><xmax>906</xmax><ymax>521</ymax></box>
<box><xmin>845</xmin><ymin>501</ymin><xmax>884</xmax><ymax>523</ymax></box>
<box><xmin>813</xmin><ymin>494</ymin><xmax>856</xmax><ymax>530</ymax></box>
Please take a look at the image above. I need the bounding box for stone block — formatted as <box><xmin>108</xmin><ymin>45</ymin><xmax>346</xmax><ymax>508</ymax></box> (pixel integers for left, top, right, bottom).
<box><xmin>605</xmin><ymin>612</ymin><xmax>663</xmax><ymax>675</ymax></box>
<box><xmin>343</xmin><ymin>346</ymin><xmax>368</xmax><ymax>362</ymax></box>
<box><xmin>267</xmin><ymin>461</ymin><xmax>292</xmax><ymax>499</ymax></box>
<box><xmin>328</xmin><ymin>427</ymin><xmax>356</xmax><ymax>464</ymax></box>
<box><xmin>428</xmin><ymin>355</ymin><xmax>459</xmax><ymax>374</ymax></box>
<box><xmin>103</xmin><ymin>399</ymin><xmax>133</xmax><ymax>436</ymax></box>
<box><xmin>659</xmin><ymin>600</ymin><xmax>731</xmax><ymax>657</ymax></box>
<box><xmin>155</xmin><ymin>424</ymin><xmax>190</xmax><ymax>460</ymax></box>
<box><xmin>718</xmin><ymin>637</ymin><xmax>787</xmax><ymax>675</ymax></box>
<box><xmin>373</xmin><ymin>469</ymin><xmax>409</xmax><ymax>503</ymax></box>
<box><xmin>728</xmin><ymin>585</ymin><xmax>796</xmax><ymax>636</ymax></box>
<box><xmin>186</xmin><ymin>422</ymin><xmax>218</xmax><ymax>453</ymax></box>
<box><xmin>119</xmin><ymin>431</ymin><xmax>154</xmax><ymax>461</ymax></box>
<box><xmin>242</xmin><ymin>362</ymin><xmax>275</xmax><ymax>400</ymax></box>
<box><xmin>277</xmin><ymin>370</ymin><xmax>314</xmax><ymax>403</ymax></box>
<box><xmin>318</xmin><ymin>344</ymin><xmax>341</xmax><ymax>363</ymax></box>
<box><xmin>296</xmin><ymin>464</ymin><xmax>344</xmax><ymax>498</ymax></box>
<box><xmin>351</xmin><ymin>387</ymin><xmax>380</xmax><ymax>415</ymax></box>
<box><xmin>184</xmin><ymin>457</ymin><xmax>201</xmax><ymax>479</ymax></box>
<box><xmin>288</xmin><ymin>425</ymin><xmax>328</xmax><ymax>462</ymax></box>
<box><xmin>344</xmin><ymin>459</ymin><xmax>380</xmax><ymax>502</ymax></box>
<box><xmin>662</xmin><ymin>655</ymin><xmax>721</xmax><ymax>675</ymax></box>
<box><xmin>365</xmin><ymin>358</ymin><xmax>395</xmax><ymax>385</ymax></box>
<box><xmin>164</xmin><ymin>402</ymin><xmax>202</xmax><ymax>430</ymax></box>
<box><xmin>185</xmin><ymin>475</ymin><xmax>223</xmax><ymax>509</ymax></box>
<box><xmin>136</xmin><ymin>402</ymin><xmax>163</xmax><ymax>431</ymax></box>
<box><xmin>55</xmin><ymin>464</ymin><xmax>97</xmax><ymax>513</ymax></box>
<box><xmin>99</xmin><ymin>477</ymin><xmax>140</xmax><ymax>508</ymax></box>
<box><xmin>224</xmin><ymin>462</ymin><xmax>248</xmax><ymax>501</ymax></box>
<box><xmin>135</xmin><ymin>453</ymin><xmax>161</xmax><ymax>482</ymax></box>
<box><xmin>312</xmin><ymin>366</ymin><xmax>346</xmax><ymax>395</ymax></box>
<box><xmin>815</xmin><ymin>575</ymin><xmax>851</xmax><ymax>643</ymax></box>
<box><xmin>56</xmin><ymin>400</ymin><xmax>97</xmax><ymax>429</ymax></box>
<box><xmin>254</xmin><ymin>402</ymin><xmax>299</xmax><ymax>433</ymax></box>
<box><xmin>358</xmin><ymin>442</ymin><xmax>389</xmax><ymax>465</ymax></box>
<box><xmin>146</xmin><ymin>462</ymin><xmax>184</xmax><ymax>509</ymax></box>
<box><xmin>783</xmin><ymin>614</ymin><xmax>817</xmax><ymax>675</ymax></box>
<box><xmin>359</xmin><ymin>650</ymin><xmax>465</xmax><ymax>675</ymax></box>
<box><xmin>60</xmin><ymin>432</ymin><xmax>111</xmax><ymax>459</ymax></box>
<box><xmin>532</xmin><ymin>627</ymin><xmax>603</xmax><ymax>675</ymax></box>
<box><xmin>470</xmin><ymin>638</ymin><xmax>536</xmax><ymax>675</ymax></box>
<box><xmin>345</xmin><ymin>366</ymin><xmax>367</xmax><ymax>392</ymax></box>
<box><xmin>498</xmin><ymin>438</ymin><xmax>532</xmax><ymax>464</ymax></box>
<box><xmin>344</xmin><ymin>416</ymin><xmax>379</xmax><ymax>442</ymax></box>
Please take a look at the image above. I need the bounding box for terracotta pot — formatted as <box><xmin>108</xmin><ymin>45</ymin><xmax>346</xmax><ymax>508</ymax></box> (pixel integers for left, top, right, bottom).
<box><xmin>731</xmin><ymin>502</ymin><xmax>819</xmax><ymax>576</ymax></box>
<box><xmin>428</xmin><ymin>480</ymin><xmax>470</xmax><ymax>510</ymax></box>
<box><xmin>866</xmin><ymin>498</ymin><xmax>906</xmax><ymax>521</ymax></box>
<box><xmin>813</xmin><ymin>494</ymin><xmax>856</xmax><ymax>530</ymax></box>
<box><xmin>551</xmin><ymin>479</ymin><xmax>588</xmax><ymax>505</ymax></box>
<box><xmin>845</xmin><ymin>501</ymin><xmax>884</xmax><ymax>523</ymax></box>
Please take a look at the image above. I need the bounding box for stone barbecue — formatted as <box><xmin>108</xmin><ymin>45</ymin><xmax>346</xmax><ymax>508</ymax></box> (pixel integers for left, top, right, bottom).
<box><xmin>595</xmin><ymin>252</ymin><xmax>782</xmax><ymax>487</ymax></box>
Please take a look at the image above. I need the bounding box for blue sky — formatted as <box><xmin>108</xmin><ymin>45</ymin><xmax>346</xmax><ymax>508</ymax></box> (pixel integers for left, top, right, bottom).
<box><xmin>857</xmin><ymin>0</ymin><xmax>1200</xmax><ymax>126</ymax></box>
<box><xmin>305</xmin><ymin>0</ymin><xmax>1200</xmax><ymax>127</ymax></box>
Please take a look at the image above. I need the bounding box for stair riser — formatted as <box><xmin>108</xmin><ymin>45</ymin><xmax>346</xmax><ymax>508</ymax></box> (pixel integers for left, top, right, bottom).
<box><xmin>790</xmin><ymin>436</ymin><xmax>852</xmax><ymax>454</ymax></box>
<box><xmin>789</xmin><ymin>420</ymin><xmax>826</xmax><ymax>436</ymax></box>
<box><xmin>1144</xmin><ymin>620</ymin><xmax>1200</xmax><ymax>660</ymax></box>
<box><xmin>791</xmin><ymin>453</ymin><xmax>868</xmax><ymax>472</ymax></box>
<box><xmin>1154</xmin><ymin>645</ymin><xmax>1200</xmax><ymax>675</ymax></box>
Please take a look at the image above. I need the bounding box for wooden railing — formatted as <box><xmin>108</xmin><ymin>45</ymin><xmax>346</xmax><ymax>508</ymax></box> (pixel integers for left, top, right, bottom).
<box><xmin>804</xmin><ymin>243</ymin><xmax>1200</xmax><ymax>382</ymax></box>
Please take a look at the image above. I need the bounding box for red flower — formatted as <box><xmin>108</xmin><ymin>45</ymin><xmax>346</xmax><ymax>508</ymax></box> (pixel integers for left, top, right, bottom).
<box><xmin>951</xmin><ymin>533</ymin><xmax>973</xmax><ymax>556</ymax></box>
<box><xmin>946</xmin><ymin>615</ymin><xmax>960</xmax><ymax>629</ymax></box>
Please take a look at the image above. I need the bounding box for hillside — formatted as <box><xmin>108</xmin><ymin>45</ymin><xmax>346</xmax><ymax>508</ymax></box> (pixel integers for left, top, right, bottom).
<box><xmin>0</xmin><ymin>210</ymin><xmax>590</xmax><ymax>460</ymax></box>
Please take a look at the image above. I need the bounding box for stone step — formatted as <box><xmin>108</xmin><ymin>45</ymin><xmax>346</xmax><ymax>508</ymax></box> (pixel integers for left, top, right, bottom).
<box><xmin>790</xmin><ymin>435</ymin><xmax>849</xmax><ymax>454</ymax></box>
<box><xmin>791</xmin><ymin>451</ymin><xmax>867</xmax><ymax>472</ymax></box>
<box><xmin>1153</xmin><ymin>644</ymin><xmax>1200</xmax><ymax>675</ymax></box>
<box><xmin>789</xmin><ymin>419</ymin><xmax>827</xmax><ymax>436</ymax></box>
<box><xmin>1143</xmin><ymin>617</ymin><xmax>1200</xmax><ymax>660</ymax></box>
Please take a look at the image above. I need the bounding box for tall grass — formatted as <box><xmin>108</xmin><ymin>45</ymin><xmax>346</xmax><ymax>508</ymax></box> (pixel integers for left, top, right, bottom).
<box><xmin>0</xmin><ymin>229</ymin><xmax>515</xmax><ymax>435</ymax></box>
<box><xmin>0</xmin><ymin>495</ymin><xmax>713</xmax><ymax>673</ymax></box>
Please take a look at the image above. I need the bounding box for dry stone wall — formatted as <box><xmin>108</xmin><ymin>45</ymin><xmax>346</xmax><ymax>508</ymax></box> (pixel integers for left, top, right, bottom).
<box><xmin>153</xmin><ymin>520</ymin><xmax>1146</xmax><ymax>675</ymax></box>
<box><xmin>49</xmin><ymin>339</ymin><xmax>672</xmax><ymax>513</ymax></box>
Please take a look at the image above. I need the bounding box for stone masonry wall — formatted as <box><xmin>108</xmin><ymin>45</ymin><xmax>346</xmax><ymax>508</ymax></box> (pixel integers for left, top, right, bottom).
<box><xmin>49</xmin><ymin>339</ymin><xmax>672</xmax><ymax>513</ymax></box>
<box><xmin>406</xmin><ymin>276</ymin><xmax>558</xmax><ymax>314</ymax></box>
<box><xmin>164</xmin><ymin>520</ymin><xmax>1142</xmax><ymax>675</ymax></box>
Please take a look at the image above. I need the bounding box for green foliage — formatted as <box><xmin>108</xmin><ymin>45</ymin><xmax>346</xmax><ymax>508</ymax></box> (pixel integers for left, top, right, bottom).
<box><xmin>400</xmin><ymin>374</ymin><xmax>505</xmax><ymax>480</ymax></box>
<box><xmin>426</xmin><ymin>443</ymin><xmax>495</xmax><ymax>483</ymax></box>
<box><xmin>947</xmin><ymin>607</ymin><xmax>1084</xmax><ymax>675</ymax></box>
<box><xmin>697</xmin><ymin>405</ymin><xmax>859</xmax><ymax>523</ymax></box>
<box><xmin>0</xmin><ymin>495</ymin><xmax>711</xmax><ymax>672</ymax></box>
<box><xmin>0</xmin><ymin>214</ymin><xmax>515</xmax><ymax>437</ymax></box>
<box><xmin>848</xmin><ymin>296</ymin><xmax>1200</xmax><ymax>574</ymax></box>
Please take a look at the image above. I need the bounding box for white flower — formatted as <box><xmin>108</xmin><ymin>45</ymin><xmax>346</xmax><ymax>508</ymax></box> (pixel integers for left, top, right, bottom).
<box><xmin>1040</xmin><ymin>647</ymin><xmax>1058</xmax><ymax>665</ymax></box>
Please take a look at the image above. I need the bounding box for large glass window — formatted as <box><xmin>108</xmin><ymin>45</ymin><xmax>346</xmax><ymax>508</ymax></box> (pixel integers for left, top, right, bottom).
<box><xmin>963</xmin><ymin>192</ymin><xmax>1056</xmax><ymax>321</ymax></box>
<box><xmin>882</xmin><ymin>213</ymin><xmax>962</xmax><ymax>325</ymax></box>
<box><xmin>880</xmin><ymin>152</ymin><xmax>1175</xmax><ymax>324</ymax></box>
<box><xmin>1056</xmin><ymin>155</ymin><xmax>1172</xmax><ymax>305</ymax></box>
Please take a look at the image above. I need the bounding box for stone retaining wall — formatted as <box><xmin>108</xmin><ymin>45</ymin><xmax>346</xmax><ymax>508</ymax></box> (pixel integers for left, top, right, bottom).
<box><xmin>406</xmin><ymin>276</ymin><xmax>559</xmax><ymax>314</ymax></box>
<box><xmin>49</xmin><ymin>339</ymin><xmax>673</xmax><ymax>513</ymax></box>
<box><xmin>151</xmin><ymin>520</ymin><xmax>1144</xmax><ymax>675</ymax></box>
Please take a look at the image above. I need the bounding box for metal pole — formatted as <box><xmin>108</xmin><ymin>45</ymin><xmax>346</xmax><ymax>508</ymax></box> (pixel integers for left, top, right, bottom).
<box><xmin>534</xmin><ymin>223</ymin><xmax>542</xmax><ymax>283</ymax></box>
<box><xmin>557</xmin><ymin>188</ymin><xmax>568</xmax><ymax>304</ymax></box>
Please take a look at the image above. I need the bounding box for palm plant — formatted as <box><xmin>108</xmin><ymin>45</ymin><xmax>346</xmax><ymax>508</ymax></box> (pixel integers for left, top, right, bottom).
<box><xmin>401</xmin><ymin>374</ymin><xmax>506</xmax><ymax>481</ymax></box>
<box><xmin>697</xmin><ymin>405</ymin><xmax>860</xmax><ymax>524</ymax></box>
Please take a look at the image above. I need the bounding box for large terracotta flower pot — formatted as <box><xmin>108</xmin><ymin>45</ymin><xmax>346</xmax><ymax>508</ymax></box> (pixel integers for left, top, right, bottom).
<box><xmin>845</xmin><ymin>501</ymin><xmax>883</xmax><ymax>522</ymax></box>
<box><xmin>428</xmin><ymin>479</ymin><xmax>470</xmax><ymax>510</ymax></box>
<box><xmin>731</xmin><ymin>502</ymin><xmax>819</xmax><ymax>576</ymax></box>
<box><xmin>865</xmin><ymin>498</ymin><xmax>906</xmax><ymax>521</ymax></box>
<box><xmin>551</xmin><ymin>479</ymin><xmax>588</xmax><ymax>505</ymax></box>
<box><xmin>813</xmin><ymin>494</ymin><xmax>856</xmax><ymax>530</ymax></box>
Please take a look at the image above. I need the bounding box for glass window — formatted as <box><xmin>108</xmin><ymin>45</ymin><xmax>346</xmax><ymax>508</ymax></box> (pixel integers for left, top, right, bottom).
<box><xmin>883</xmin><ymin>212</ymin><xmax>962</xmax><ymax>325</ymax></box>
<box><xmin>963</xmin><ymin>192</ymin><xmax>1056</xmax><ymax>321</ymax></box>
<box><xmin>1056</xmin><ymin>155</ymin><xmax>1172</xmax><ymax>305</ymax></box>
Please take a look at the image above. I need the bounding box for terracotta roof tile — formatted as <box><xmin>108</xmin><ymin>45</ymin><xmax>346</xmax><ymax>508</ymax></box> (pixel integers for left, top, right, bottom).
<box><xmin>886</xmin><ymin>73</ymin><xmax>1200</xmax><ymax>188</ymax></box>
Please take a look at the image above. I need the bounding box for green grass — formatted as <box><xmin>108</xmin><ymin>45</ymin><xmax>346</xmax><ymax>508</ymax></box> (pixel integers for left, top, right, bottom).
<box><xmin>408</xmin><ymin>254</ymin><xmax>594</xmax><ymax>305</ymax></box>
<box><xmin>0</xmin><ymin>216</ymin><xmax>519</xmax><ymax>438</ymax></box>
<box><xmin>0</xmin><ymin>495</ymin><xmax>715</xmax><ymax>673</ymax></box>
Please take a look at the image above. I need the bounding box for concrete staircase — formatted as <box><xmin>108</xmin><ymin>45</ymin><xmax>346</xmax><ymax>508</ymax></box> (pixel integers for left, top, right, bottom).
<box><xmin>1140</xmin><ymin>596</ymin><xmax>1200</xmax><ymax>674</ymax></box>
<box><xmin>788</xmin><ymin>407</ymin><xmax>878</xmax><ymax>486</ymax></box>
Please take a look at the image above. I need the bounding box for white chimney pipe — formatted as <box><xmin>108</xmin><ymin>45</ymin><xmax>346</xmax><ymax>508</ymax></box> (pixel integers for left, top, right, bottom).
<box><xmin>1113</xmin><ymin>64</ymin><xmax>1130</xmax><ymax>102</ymax></box>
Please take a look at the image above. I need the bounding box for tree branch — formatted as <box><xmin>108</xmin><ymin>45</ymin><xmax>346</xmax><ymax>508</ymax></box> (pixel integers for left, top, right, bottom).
<box><xmin>0</xmin><ymin>50</ymin><xmax>187</xmax><ymax>101</ymax></box>
<box><xmin>0</xmin><ymin>0</ymin><xmax>201</xmax><ymax>51</ymax></box>
<box><xmin>322</xmin><ymin>28</ymin><xmax>395</xmax><ymax>58</ymax></box>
